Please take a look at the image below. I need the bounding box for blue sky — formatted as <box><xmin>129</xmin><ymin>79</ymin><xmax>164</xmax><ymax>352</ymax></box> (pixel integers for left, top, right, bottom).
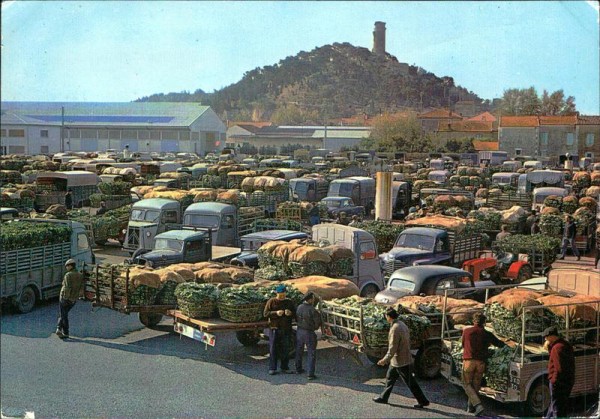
<box><xmin>2</xmin><ymin>1</ymin><xmax>599</xmax><ymax>114</ymax></box>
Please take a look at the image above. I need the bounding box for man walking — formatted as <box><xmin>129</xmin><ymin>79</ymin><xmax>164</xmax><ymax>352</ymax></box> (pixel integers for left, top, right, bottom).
<box><xmin>559</xmin><ymin>215</ymin><xmax>580</xmax><ymax>260</ymax></box>
<box><xmin>264</xmin><ymin>284</ymin><xmax>296</xmax><ymax>375</ymax></box>
<box><xmin>295</xmin><ymin>292</ymin><xmax>321</xmax><ymax>380</ymax></box>
<box><xmin>461</xmin><ymin>313</ymin><xmax>506</xmax><ymax>416</ymax></box>
<box><xmin>543</xmin><ymin>326</ymin><xmax>575</xmax><ymax>419</ymax></box>
<box><xmin>56</xmin><ymin>259</ymin><xmax>84</xmax><ymax>339</ymax></box>
<box><xmin>373</xmin><ymin>307</ymin><xmax>429</xmax><ymax>408</ymax></box>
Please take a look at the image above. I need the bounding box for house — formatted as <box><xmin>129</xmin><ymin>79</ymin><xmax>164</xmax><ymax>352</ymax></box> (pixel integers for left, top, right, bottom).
<box><xmin>538</xmin><ymin>115</ymin><xmax>578</xmax><ymax>162</ymax></box>
<box><xmin>467</xmin><ymin>112</ymin><xmax>497</xmax><ymax>123</ymax></box>
<box><xmin>436</xmin><ymin>120</ymin><xmax>497</xmax><ymax>141</ymax></box>
<box><xmin>0</xmin><ymin>102</ymin><xmax>226</xmax><ymax>156</ymax></box>
<box><xmin>417</xmin><ymin>108</ymin><xmax>463</xmax><ymax>133</ymax></box>
<box><xmin>577</xmin><ymin>115</ymin><xmax>600</xmax><ymax>161</ymax></box>
<box><xmin>498</xmin><ymin>116</ymin><xmax>539</xmax><ymax>158</ymax></box>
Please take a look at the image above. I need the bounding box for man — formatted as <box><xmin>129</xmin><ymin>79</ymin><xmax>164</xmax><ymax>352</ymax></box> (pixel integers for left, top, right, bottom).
<box><xmin>526</xmin><ymin>210</ymin><xmax>538</xmax><ymax>234</ymax></box>
<box><xmin>56</xmin><ymin>259</ymin><xmax>84</xmax><ymax>339</ymax></box>
<box><xmin>496</xmin><ymin>225</ymin><xmax>511</xmax><ymax>241</ymax></box>
<box><xmin>461</xmin><ymin>313</ymin><xmax>506</xmax><ymax>416</ymax></box>
<box><xmin>543</xmin><ymin>326</ymin><xmax>575</xmax><ymax>419</ymax></box>
<box><xmin>96</xmin><ymin>201</ymin><xmax>108</xmax><ymax>215</ymax></box>
<box><xmin>531</xmin><ymin>218</ymin><xmax>541</xmax><ymax>235</ymax></box>
<box><xmin>264</xmin><ymin>284</ymin><xmax>296</xmax><ymax>375</ymax></box>
<box><xmin>308</xmin><ymin>203</ymin><xmax>320</xmax><ymax>226</ymax></box>
<box><xmin>295</xmin><ymin>292</ymin><xmax>321</xmax><ymax>380</ymax></box>
<box><xmin>373</xmin><ymin>307</ymin><xmax>429</xmax><ymax>408</ymax></box>
<box><xmin>560</xmin><ymin>215</ymin><xmax>580</xmax><ymax>260</ymax></box>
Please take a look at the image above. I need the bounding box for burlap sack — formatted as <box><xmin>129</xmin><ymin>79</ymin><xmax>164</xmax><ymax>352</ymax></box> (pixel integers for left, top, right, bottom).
<box><xmin>541</xmin><ymin>207</ymin><xmax>561</xmax><ymax>215</ymax></box>
<box><xmin>196</xmin><ymin>268</ymin><xmax>232</xmax><ymax>284</ymax></box>
<box><xmin>154</xmin><ymin>269</ymin><xmax>185</xmax><ymax>284</ymax></box>
<box><xmin>164</xmin><ymin>266</ymin><xmax>195</xmax><ymax>282</ymax></box>
<box><xmin>586</xmin><ymin>186</ymin><xmax>600</xmax><ymax>198</ymax></box>
<box><xmin>126</xmin><ymin>268</ymin><xmax>161</xmax><ymax>289</ymax></box>
<box><xmin>217</xmin><ymin>189</ymin><xmax>239</xmax><ymax>204</ymax></box>
<box><xmin>258</xmin><ymin>241</ymin><xmax>288</xmax><ymax>256</ymax></box>
<box><xmin>289</xmin><ymin>246</ymin><xmax>331</xmax><ymax>264</ymax></box>
<box><xmin>193</xmin><ymin>190</ymin><xmax>218</xmax><ymax>202</ymax></box>
<box><xmin>272</xmin><ymin>242</ymin><xmax>304</xmax><ymax>260</ymax></box>
<box><xmin>488</xmin><ymin>288</ymin><xmax>543</xmax><ymax>314</ymax></box>
<box><xmin>221</xmin><ymin>267</ymin><xmax>254</xmax><ymax>282</ymax></box>
<box><xmin>405</xmin><ymin>215</ymin><xmax>467</xmax><ymax>231</ymax></box>
<box><xmin>282</xmin><ymin>276</ymin><xmax>359</xmax><ymax>301</ymax></box>
<box><xmin>501</xmin><ymin>206</ymin><xmax>525</xmax><ymax>224</ymax></box>
<box><xmin>537</xmin><ymin>295</ymin><xmax>598</xmax><ymax>323</ymax></box>
<box><xmin>190</xmin><ymin>262</ymin><xmax>224</xmax><ymax>271</ymax></box>
<box><xmin>323</xmin><ymin>245</ymin><xmax>354</xmax><ymax>262</ymax></box>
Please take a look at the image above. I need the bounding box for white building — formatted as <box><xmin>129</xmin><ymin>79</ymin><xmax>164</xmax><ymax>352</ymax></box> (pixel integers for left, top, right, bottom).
<box><xmin>0</xmin><ymin>102</ymin><xmax>226</xmax><ymax>156</ymax></box>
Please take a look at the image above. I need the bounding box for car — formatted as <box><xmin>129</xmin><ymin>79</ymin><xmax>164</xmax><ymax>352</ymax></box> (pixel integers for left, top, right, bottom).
<box><xmin>320</xmin><ymin>196</ymin><xmax>365</xmax><ymax>218</ymax></box>
<box><xmin>374</xmin><ymin>265</ymin><xmax>496</xmax><ymax>305</ymax></box>
<box><xmin>229</xmin><ymin>230</ymin><xmax>308</xmax><ymax>268</ymax></box>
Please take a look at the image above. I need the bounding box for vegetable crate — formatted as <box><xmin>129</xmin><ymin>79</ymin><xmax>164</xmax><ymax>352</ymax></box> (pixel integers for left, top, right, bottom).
<box><xmin>485</xmin><ymin>192</ymin><xmax>532</xmax><ymax>211</ymax></box>
<box><xmin>275</xmin><ymin>205</ymin><xmax>302</xmax><ymax>221</ymax></box>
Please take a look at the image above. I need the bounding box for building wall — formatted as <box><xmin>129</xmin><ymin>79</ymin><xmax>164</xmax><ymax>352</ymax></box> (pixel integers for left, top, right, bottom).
<box><xmin>578</xmin><ymin>124</ymin><xmax>600</xmax><ymax>160</ymax></box>
<box><xmin>436</xmin><ymin>130</ymin><xmax>497</xmax><ymax>141</ymax></box>
<box><xmin>0</xmin><ymin>124</ymin><xmax>62</xmax><ymax>155</ymax></box>
<box><xmin>498</xmin><ymin>126</ymin><xmax>538</xmax><ymax>157</ymax></box>
<box><xmin>539</xmin><ymin>125</ymin><xmax>578</xmax><ymax>159</ymax></box>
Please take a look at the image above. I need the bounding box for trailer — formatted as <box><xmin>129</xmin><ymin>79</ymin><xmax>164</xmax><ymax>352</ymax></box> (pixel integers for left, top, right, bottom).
<box><xmin>35</xmin><ymin>171</ymin><xmax>99</xmax><ymax>210</ymax></box>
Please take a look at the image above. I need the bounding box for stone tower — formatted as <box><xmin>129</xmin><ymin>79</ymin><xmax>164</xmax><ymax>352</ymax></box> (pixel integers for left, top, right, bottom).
<box><xmin>372</xmin><ymin>21</ymin><xmax>386</xmax><ymax>55</ymax></box>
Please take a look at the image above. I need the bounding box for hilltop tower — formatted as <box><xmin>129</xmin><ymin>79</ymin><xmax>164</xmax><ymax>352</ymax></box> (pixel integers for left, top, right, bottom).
<box><xmin>372</xmin><ymin>21</ymin><xmax>386</xmax><ymax>55</ymax></box>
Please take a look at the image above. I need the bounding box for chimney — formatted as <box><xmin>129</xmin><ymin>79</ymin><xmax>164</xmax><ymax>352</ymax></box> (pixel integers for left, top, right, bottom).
<box><xmin>372</xmin><ymin>21</ymin><xmax>386</xmax><ymax>56</ymax></box>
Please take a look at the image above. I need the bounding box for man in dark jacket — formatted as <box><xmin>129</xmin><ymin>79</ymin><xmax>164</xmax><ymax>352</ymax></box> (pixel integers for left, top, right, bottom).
<box><xmin>559</xmin><ymin>215</ymin><xmax>580</xmax><ymax>260</ymax></box>
<box><xmin>96</xmin><ymin>201</ymin><xmax>108</xmax><ymax>215</ymax></box>
<box><xmin>56</xmin><ymin>259</ymin><xmax>84</xmax><ymax>339</ymax></box>
<box><xmin>461</xmin><ymin>313</ymin><xmax>506</xmax><ymax>416</ymax></box>
<box><xmin>295</xmin><ymin>292</ymin><xmax>321</xmax><ymax>379</ymax></box>
<box><xmin>264</xmin><ymin>284</ymin><xmax>296</xmax><ymax>375</ymax></box>
<box><xmin>373</xmin><ymin>307</ymin><xmax>429</xmax><ymax>408</ymax></box>
<box><xmin>543</xmin><ymin>326</ymin><xmax>575</xmax><ymax>419</ymax></box>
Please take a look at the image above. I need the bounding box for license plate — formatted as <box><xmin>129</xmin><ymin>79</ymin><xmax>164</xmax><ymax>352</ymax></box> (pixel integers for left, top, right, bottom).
<box><xmin>175</xmin><ymin>322</ymin><xmax>216</xmax><ymax>346</ymax></box>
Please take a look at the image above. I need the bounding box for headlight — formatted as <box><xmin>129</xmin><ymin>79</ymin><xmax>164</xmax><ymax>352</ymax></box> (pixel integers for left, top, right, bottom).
<box><xmin>146</xmin><ymin>231</ymin><xmax>151</xmax><ymax>237</ymax></box>
<box><xmin>481</xmin><ymin>270</ymin><xmax>491</xmax><ymax>278</ymax></box>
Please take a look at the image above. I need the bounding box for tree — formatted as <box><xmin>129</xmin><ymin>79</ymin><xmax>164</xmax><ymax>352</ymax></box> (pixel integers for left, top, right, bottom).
<box><xmin>501</xmin><ymin>87</ymin><xmax>576</xmax><ymax>116</ymax></box>
<box><xmin>540</xmin><ymin>89</ymin><xmax>577</xmax><ymax>115</ymax></box>
<box><xmin>369</xmin><ymin>112</ymin><xmax>427</xmax><ymax>152</ymax></box>
<box><xmin>444</xmin><ymin>137</ymin><xmax>475</xmax><ymax>153</ymax></box>
<box><xmin>270</xmin><ymin>104</ymin><xmax>319</xmax><ymax>125</ymax></box>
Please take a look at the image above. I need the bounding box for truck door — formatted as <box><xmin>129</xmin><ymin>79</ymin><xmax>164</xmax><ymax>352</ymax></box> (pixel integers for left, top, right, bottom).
<box><xmin>183</xmin><ymin>238</ymin><xmax>211</xmax><ymax>263</ymax></box>
<box><xmin>356</xmin><ymin>239</ymin><xmax>384</xmax><ymax>289</ymax></box>
<box><xmin>220</xmin><ymin>213</ymin><xmax>236</xmax><ymax>246</ymax></box>
<box><xmin>71</xmin><ymin>227</ymin><xmax>94</xmax><ymax>266</ymax></box>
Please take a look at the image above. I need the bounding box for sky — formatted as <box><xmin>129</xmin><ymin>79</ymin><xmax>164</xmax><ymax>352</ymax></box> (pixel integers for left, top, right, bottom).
<box><xmin>2</xmin><ymin>1</ymin><xmax>599</xmax><ymax>114</ymax></box>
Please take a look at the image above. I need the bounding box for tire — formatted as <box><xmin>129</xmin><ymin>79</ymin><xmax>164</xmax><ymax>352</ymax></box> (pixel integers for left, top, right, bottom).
<box><xmin>236</xmin><ymin>330</ymin><xmax>260</xmax><ymax>346</ymax></box>
<box><xmin>525</xmin><ymin>378</ymin><xmax>550</xmax><ymax>417</ymax></box>
<box><xmin>15</xmin><ymin>286</ymin><xmax>37</xmax><ymax>314</ymax></box>
<box><xmin>138</xmin><ymin>312</ymin><xmax>163</xmax><ymax>328</ymax></box>
<box><xmin>516</xmin><ymin>265</ymin><xmax>533</xmax><ymax>283</ymax></box>
<box><xmin>360</xmin><ymin>284</ymin><xmax>379</xmax><ymax>299</ymax></box>
<box><xmin>415</xmin><ymin>343</ymin><xmax>442</xmax><ymax>379</ymax></box>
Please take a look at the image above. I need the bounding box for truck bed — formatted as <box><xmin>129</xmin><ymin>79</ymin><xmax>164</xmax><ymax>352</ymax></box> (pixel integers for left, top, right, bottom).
<box><xmin>212</xmin><ymin>246</ymin><xmax>241</xmax><ymax>262</ymax></box>
<box><xmin>168</xmin><ymin>310</ymin><xmax>269</xmax><ymax>332</ymax></box>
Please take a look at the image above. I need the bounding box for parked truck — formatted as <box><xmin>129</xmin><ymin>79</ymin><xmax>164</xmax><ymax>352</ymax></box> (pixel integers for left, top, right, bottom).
<box><xmin>379</xmin><ymin>217</ymin><xmax>483</xmax><ymax>278</ymax></box>
<box><xmin>0</xmin><ymin>219</ymin><xmax>94</xmax><ymax>313</ymax></box>
<box><xmin>327</xmin><ymin>176</ymin><xmax>375</xmax><ymax>208</ymax></box>
<box><xmin>35</xmin><ymin>171</ymin><xmax>99</xmax><ymax>210</ymax></box>
<box><xmin>289</xmin><ymin>176</ymin><xmax>329</xmax><ymax>202</ymax></box>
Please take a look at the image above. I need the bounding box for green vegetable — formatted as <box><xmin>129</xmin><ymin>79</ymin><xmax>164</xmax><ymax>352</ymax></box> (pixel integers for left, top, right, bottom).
<box><xmin>98</xmin><ymin>181</ymin><xmax>132</xmax><ymax>196</ymax></box>
<box><xmin>539</xmin><ymin>214</ymin><xmax>564</xmax><ymax>237</ymax></box>
<box><xmin>353</xmin><ymin>220</ymin><xmax>404</xmax><ymax>253</ymax></box>
<box><xmin>0</xmin><ymin>221</ymin><xmax>71</xmax><ymax>251</ymax></box>
<box><xmin>218</xmin><ymin>287</ymin><xmax>267</xmax><ymax>305</ymax></box>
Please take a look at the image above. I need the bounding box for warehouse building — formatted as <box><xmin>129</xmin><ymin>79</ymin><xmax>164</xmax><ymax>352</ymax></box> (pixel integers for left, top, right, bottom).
<box><xmin>0</xmin><ymin>102</ymin><xmax>226</xmax><ymax>156</ymax></box>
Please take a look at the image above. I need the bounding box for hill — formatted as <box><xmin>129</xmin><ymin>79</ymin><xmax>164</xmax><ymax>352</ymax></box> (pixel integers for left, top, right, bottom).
<box><xmin>136</xmin><ymin>42</ymin><xmax>488</xmax><ymax>122</ymax></box>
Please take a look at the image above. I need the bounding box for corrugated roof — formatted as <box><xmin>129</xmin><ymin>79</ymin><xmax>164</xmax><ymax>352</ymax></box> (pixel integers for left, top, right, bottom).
<box><xmin>418</xmin><ymin>108</ymin><xmax>463</xmax><ymax>119</ymax></box>
<box><xmin>539</xmin><ymin>115</ymin><xmax>577</xmax><ymax>125</ymax></box>
<box><xmin>312</xmin><ymin>129</ymin><xmax>371</xmax><ymax>139</ymax></box>
<box><xmin>472</xmin><ymin>140</ymin><xmax>499</xmax><ymax>151</ymax></box>
<box><xmin>0</xmin><ymin>111</ymin><xmax>49</xmax><ymax>125</ymax></box>
<box><xmin>0</xmin><ymin>102</ymin><xmax>210</xmax><ymax>127</ymax></box>
<box><xmin>467</xmin><ymin>111</ymin><xmax>497</xmax><ymax>122</ymax></box>
<box><xmin>499</xmin><ymin>116</ymin><xmax>539</xmax><ymax>127</ymax></box>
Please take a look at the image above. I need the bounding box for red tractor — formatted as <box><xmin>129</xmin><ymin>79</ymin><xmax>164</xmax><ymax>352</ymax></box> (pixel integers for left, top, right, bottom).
<box><xmin>462</xmin><ymin>249</ymin><xmax>534</xmax><ymax>284</ymax></box>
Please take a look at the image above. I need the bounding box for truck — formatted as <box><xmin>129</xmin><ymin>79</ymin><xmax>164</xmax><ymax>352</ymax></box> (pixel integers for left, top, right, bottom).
<box><xmin>183</xmin><ymin>202</ymin><xmax>264</xmax><ymax>247</ymax></box>
<box><xmin>289</xmin><ymin>176</ymin><xmax>329</xmax><ymax>202</ymax></box>
<box><xmin>440</xmin><ymin>286</ymin><xmax>600</xmax><ymax>417</ymax></box>
<box><xmin>327</xmin><ymin>176</ymin><xmax>375</xmax><ymax>208</ymax></box>
<box><xmin>123</xmin><ymin>198</ymin><xmax>188</xmax><ymax>254</ymax></box>
<box><xmin>35</xmin><ymin>171</ymin><xmax>99</xmax><ymax>210</ymax></box>
<box><xmin>131</xmin><ymin>229</ymin><xmax>241</xmax><ymax>268</ymax></box>
<box><xmin>531</xmin><ymin>187</ymin><xmax>569</xmax><ymax>212</ymax></box>
<box><xmin>479</xmin><ymin>151</ymin><xmax>508</xmax><ymax>166</ymax></box>
<box><xmin>517</xmin><ymin>170</ymin><xmax>565</xmax><ymax>194</ymax></box>
<box><xmin>0</xmin><ymin>219</ymin><xmax>94</xmax><ymax>313</ymax></box>
<box><xmin>229</xmin><ymin>230</ymin><xmax>309</xmax><ymax>268</ymax></box>
<box><xmin>379</xmin><ymin>222</ymin><xmax>483</xmax><ymax>278</ymax></box>
<box><xmin>320</xmin><ymin>197</ymin><xmax>365</xmax><ymax>219</ymax></box>
<box><xmin>312</xmin><ymin>224</ymin><xmax>385</xmax><ymax>298</ymax></box>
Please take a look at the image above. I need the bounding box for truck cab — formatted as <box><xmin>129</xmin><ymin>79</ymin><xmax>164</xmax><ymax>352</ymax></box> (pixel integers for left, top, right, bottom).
<box><xmin>289</xmin><ymin>177</ymin><xmax>328</xmax><ymax>202</ymax></box>
<box><xmin>517</xmin><ymin>170</ymin><xmax>565</xmax><ymax>194</ymax></box>
<box><xmin>491</xmin><ymin>172</ymin><xmax>520</xmax><ymax>189</ymax></box>
<box><xmin>183</xmin><ymin>202</ymin><xmax>238</xmax><ymax>246</ymax></box>
<box><xmin>327</xmin><ymin>176</ymin><xmax>375</xmax><ymax>207</ymax></box>
<box><xmin>428</xmin><ymin>170</ymin><xmax>450</xmax><ymax>185</ymax></box>
<box><xmin>124</xmin><ymin>198</ymin><xmax>182</xmax><ymax>253</ymax></box>
<box><xmin>132</xmin><ymin>229</ymin><xmax>212</xmax><ymax>268</ymax></box>
<box><xmin>532</xmin><ymin>187</ymin><xmax>568</xmax><ymax>211</ymax></box>
<box><xmin>312</xmin><ymin>224</ymin><xmax>384</xmax><ymax>298</ymax></box>
<box><xmin>320</xmin><ymin>196</ymin><xmax>365</xmax><ymax>218</ymax></box>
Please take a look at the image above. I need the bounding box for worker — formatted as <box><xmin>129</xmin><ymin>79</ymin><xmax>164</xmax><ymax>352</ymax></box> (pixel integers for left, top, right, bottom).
<box><xmin>123</xmin><ymin>144</ymin><xmax>131</xmax><ymax>159</ymax></box>
<box><xmin>264</xmin><ymin>284</ymin><xmax>296</xmax><ymax>375</ymax></box>
<box><xmin>495</xmin><ymin>225</ymin><xmax>511</xmax><ymax>241</ymax></box>
<box><xmin>373</xmin><ymin>307</ymin><xmax>430</xmax><ymax>408</ymax></box>
<box><xmin>526</xmin><ymin>210</ymin><xmax>538</xmax><ymax>233</ymax></box>
<box><xmin>295</xmin><ymin>292</ymin><xmax>321</xmax><ymax>380</ymax></box>
<box><xmin>96</xmin><ymin>201</ymin><xmax>108</xmax><ymax>215</ymax></box>
<box><xmin>308</xmin><ymin>203</ymin><xmax>320</xmax><ymax>226</ymax></box>
<box><xmin>531</xmin><ymin>218</ymin><xmax>541</xmax><ymax>235</ymax></box>
<box><xmin>559</xmin><ymin>215</ymin><xmax>580</xmax><ymax>261</ymax></box>
<box><xmin>461</xmin><ymin>313</ymin><xmax>506</xmax><ymax>416</ymax></box>
<box><xmin>56</xmin><ymin>259</ymin><xmax>84</xmax><ymax>339</ymax></box>
<box><xmin>543</xmin><ymin>326</ymin><xmax>575</xmax><ymax>419</ymax></box>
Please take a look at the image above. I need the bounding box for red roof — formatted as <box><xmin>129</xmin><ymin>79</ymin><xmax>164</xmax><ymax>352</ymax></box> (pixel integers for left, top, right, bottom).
<box><xmin>418</xmin><ymin>108</ymin><xmax>463</xmax><ymax>119</ymax></box>
<box><xmin>467</xmin><ymin>112</ymin><xmax>497</xmax><ymax>122</ymax></box>
<box><xmin>539</xmin><ymin>115</ymin><xmax>577</xmax><ymax>125</ymax></box>
<box><xmin>437</xmin><ymin>120</ymin><xmax>495</xmax><ymax>132</ymax></box>
<box><xmin>499</xmin><ymin>116</ymin><xmax>539</xmax><ymax>127</ymax></box>
<box><xmin>472</xmin><ymin>140</ymin><xmax>499</xmax><ymax>151</ymax></box>
<box><xmin>578</xmin><ymin>115</ymin><xmax>600</xmax><ymax>125</ymax></box>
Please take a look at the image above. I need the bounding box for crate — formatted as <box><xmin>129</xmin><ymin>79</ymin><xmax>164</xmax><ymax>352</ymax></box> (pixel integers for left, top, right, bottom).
<box><xmin>218</xmin><ymin>301</ymin><xmax>265</xmax><ymax>323</ymax></box>
<box><xmin>177</xmin><ymin>298</ymin><xmax>216</xmax><ymax>319</ymax></box>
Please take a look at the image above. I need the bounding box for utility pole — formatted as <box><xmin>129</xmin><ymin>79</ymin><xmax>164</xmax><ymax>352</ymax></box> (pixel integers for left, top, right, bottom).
<box><xmin>60</xmin><ymin>106</ymin><xmax>65</xmax><ymax>152</ymax></box>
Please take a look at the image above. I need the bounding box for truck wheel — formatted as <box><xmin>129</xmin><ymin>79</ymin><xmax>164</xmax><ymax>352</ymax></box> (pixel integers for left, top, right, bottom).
<box><xmin>236</xmin><ymin>330</ymin><xmax>260</xmax><ymax>346</ymax></box>
<box><xmin>415</xmin><ymin>343</ymin><xmax>442</xmax><ymax>379</ymax></box>
<box><xmin>360</xmin><ymin>284</ymin><xmax>379</xmax><ymax>299</ymax></box>
<box><xmin>525</xmin><ymin>378</ymin><xmax>550</xmax><ymax>417</ymax></box>
<box><xmin>516</xmin><ymin>265</ymin><xmax>533</xmax><ymax>283</ymax></box>
<box><xmin>15</xmin><ymin>286</ymin><xmax>37</xmax><ymax>314</ymax></box>
<box><xmin>138</xmin><ymin>312</ymin><xmax>163</xmax><ymax>328</ymax></box>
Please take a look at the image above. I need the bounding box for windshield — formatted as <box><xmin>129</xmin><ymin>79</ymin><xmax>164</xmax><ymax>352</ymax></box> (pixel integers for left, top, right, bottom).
<box><xmin>394</xmin><ymin>234</ymin><xmax>435</xmax><ymax>251</ymax></box>
<box><xmin>241</xmin><ymin>238</ymin><xmax>263</xmax><ymax>251</ymax></box>
<box><xmin>389</xmin><ymin>278</ymin><xmax>416</xmax><ymax>292</ymax></box>
<box><xmin>323</xmin><ymin>199</ymin><xmax>341</xmax><ymax>208</ymax></box>
<box><xmin>154</xmin><ymin>238</ymin><xmax>183</xmax><ymax>252</ymax></box>
<box><xmin>130</xmin><ymin>209</ymin><xmax>161</xmax><ymax>222</ymax></box>
<box><xmin>184</xmin><ymin>214</ymin><xmax>220</xmax><ymax>229</ymax></box>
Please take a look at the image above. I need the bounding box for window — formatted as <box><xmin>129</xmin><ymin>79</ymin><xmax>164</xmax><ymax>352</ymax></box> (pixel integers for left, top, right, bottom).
<box><xmin>540</xmin><ymin>132</ymin><xmax>548</xmax><ymax>146</ymax></box>
<box><xmin>8</xmin><ymin>129</ymin><xmax>25</xmax><ymax>137</ymax></box>
<box><xmin>122</xmin><ymin>130</ymin><xmax>137</xmax><ymax>140</ymax></box>
<box><xmin>221</xmin><ymin>215</ymin><xmax>234</xmax><ymax>229</ymax></box>
<box><xmin>68</xmin><ymin>129</ymin><xmax>80</xmax><ymax>139</ymax></box>
<box><xmin>77</xmin><ymin>233</ymin><xmax>90</xmax><ymax>251</ymax></box>
<box><xmin>0</xmin><ymin>129</ymin><xmax>6</xmax><ymax>137</ymax></box>
<box><xmin>515</xmin><ymin>148</ymin><xmax>522</xmax><ymax>156</ymax></box>
<box><xmin>161</xmin><ymin>210</ymin><xmax>178</xmax><ymax>223</ymax></box>
<box><xmin>206</xmin><ymin>132</ymin><xmax>216</xmax><ymax>142</ymax></box>
<box><xmin>97</xmin><ymin>129</ymin><xmax>109</xmax><ymax>139</ymax></box>
<box><xmin>179</xmin><ymin>131</ymin><xmax>190</xmax><ymax>141</ymax></box>
<box><xmin>162</xmin><ymin>130</ymin><xmax>177</xmax><ymax>140</ymax></box>
<box><xmin>191</xmin><ymin>132</ymin><xmax>200</xmax><ymax>141</ymax></box>
<box><xmin>586</xmin><ymin>152</ymin><xmax>594</xmax><ymax>159</ymax></box>
<box><xmin>566</xmin><ymin>132</ymin><xmax>575</xmax><ymax>146</ymax></box>
<box><xmin>109</xmin><ymin>130</ymin><xmax>121</xmax><ymax>139</ymax></box>
<box><xmin>150</xmin><ymin>130</ymin><xmax>161</xmax><ymax>140</ymax></box>
<box><xmin>40</xmin><ymin>146</ymin><xmax>49</xmax><ymax>154</ymax></box>
<box><xmin>359</xmin><ymin>241</ymin><xmax>376</xmax><ymax>260</ymax></box>
<box><xmin>81</xmin><ymin>129</ymin><xmax>97</xmax><ymax>139</ymax></box>
<box><xmin>8</xmin><ymin>145</ymin><xmax>25</xmax><ymax>154</ymax></box>
<box><xmin>40</xmin><ymin>129</ymin><xmax>49</xmax><ymax>138</ymax></box>
<box><xmin>586</xmin><ymin>133</ymin><xmax>595</xmax><ymax>147</ymax></box>
<box><xmin>138</xmin><ymin>130</ymin><xmax>150</xmax><ymax>140</ymax></box>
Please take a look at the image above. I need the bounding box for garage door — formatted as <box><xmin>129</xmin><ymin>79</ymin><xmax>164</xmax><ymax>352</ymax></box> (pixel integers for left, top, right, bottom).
<box><xmin>161</xmin><ymin>140</ymin><xmax>179</xmax><ymax>152</ymax></box>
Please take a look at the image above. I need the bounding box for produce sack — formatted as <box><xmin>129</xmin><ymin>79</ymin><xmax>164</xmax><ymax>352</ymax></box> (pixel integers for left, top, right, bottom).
<box><xmin>175</xmin><ymin>283</ymin><xmax>218</xmax><ymax>318</ymax></box>
<box><xmin>240</xmin><ymin>177</ymin><xmax>255</xmax><ymax>192</ymax></box>
<box><xmin>433</xmin><ymin>195</ymin><xmax>457</xmax><ymax>211</ymax></box>
<box><xmin>217</xmin><ymin>189</ymin><xmax>239</xmax><ymax>205</ymax></box>
<box><xmin>46</xmin><ymin>204</ymin><xmax>68</xmax><ymax>219</ymax></box>
<box><xmin>288</xmin><ymin>246</ymin><xmax>331</xmax><ymax>277</ymax></box>
<box><xmin>501</xmin><ymin>206</ymin><xmax>525</xmax><ymax>224</ymax></box>
<box><xmin>537</xmin><ymin>294</ymin><xmax>597</xmax><ymax>343</ymax></box>
<box><xmin>579</xmin><ymin>197</ymin><xmax>597</xmax><ymax>212</ymax></box>
<box><xmin>196</xmin><ymin>268</ymin><xmax>232</xmax><ymax>284</ymax></box>
<box><xmin>586</xmin><ymin>186</ymin><xmax>600</xmax><ymax>198</ymax></box>
<box><xmin>282</xmin><ymin>276</ymin><xmax>359</xmax><ymax>301</ymax></box>
<box><xmin>561</xmin><ymin>195</ymin><xmax>579</xmax><ymax>214</ymax></box>
<box><xmin>190</xmin><ymin>261</ymin><xmax>224</xmax><ymax>271</ymax></box>
<box><xmin>322</xmin><ymin>245</ymin><xmax>355</xmax><ymax>276</ymax></box>
<box><xmin>257</xmin><ymin>240</ymin><xmax>288</xmax><ymax>268</ymax></box>
<box><xmin>221</xmin><ymin>267</ymin><xmax>254</xmax><ymax>284</ymax></box>
<box><xmin>540</xmin><ymin>207</ymin><xmax>560</xmax><ymax>215</ymax></box>
<box><xmin>162</xmin><ymin>267</ymin><xmax>195</xmax><ymax>283</ymax></box>
<box><xmin>591</xmin><ymin>172</ymin><xmax>600</xmax><ymax>186</ymax></box>
<box><xmin>543</xmin><ymin>195</ymin><xmax>563</xmax><ymax>209</ymax></box>
<box><xmin>573</xmin><ymin>171</ymin><xmax>591</xmax><ymax>189</ymax></box>
<box><xmin>154</xmin><ymin>268</ymin><xmax>186</xmax><ymax>305</ymax></box>
<box><xmin>193</xmin><ymin>190</ymin><xmax>218</xmax><ymax>202</ymax></box>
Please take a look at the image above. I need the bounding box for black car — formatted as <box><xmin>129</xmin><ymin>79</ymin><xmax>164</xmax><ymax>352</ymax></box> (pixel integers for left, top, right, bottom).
<box><xmin>230</xmin><ymin>230</ymin><xmax>308</xmax><ymax>268</ymax></box>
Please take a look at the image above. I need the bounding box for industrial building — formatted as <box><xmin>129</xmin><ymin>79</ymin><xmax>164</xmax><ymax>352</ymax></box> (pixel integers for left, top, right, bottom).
<box><xmin>0</xmin><ymin>102</ymin><xmax>226</xmax><ymax>156</ymax></box>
